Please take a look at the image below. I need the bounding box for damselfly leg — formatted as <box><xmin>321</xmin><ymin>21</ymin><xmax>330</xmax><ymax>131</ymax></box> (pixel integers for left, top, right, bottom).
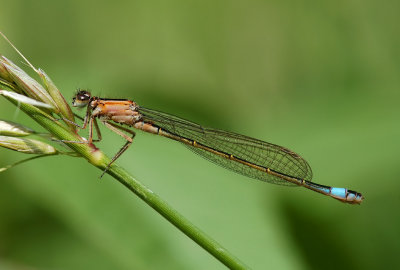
<box><xmin>100</xmin><ymin>121</ymin><xmax>136</xmax><ymax>177</ymax></box>
<box><xmin>54</xmin><ymin>111</ymin><xmax>102</xmax><ymax>143</ymax></box>
<box><xmin>56</xmin><ymin>113</ymin><xmax>136</xmax><ymax>176</ymax></box>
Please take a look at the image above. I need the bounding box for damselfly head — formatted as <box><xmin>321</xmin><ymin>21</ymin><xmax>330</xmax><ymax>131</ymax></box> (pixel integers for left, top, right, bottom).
<box><xmin>72</xmin><ymin>90</ymin><xmax>92</xmax><ymax>107</ymax></box>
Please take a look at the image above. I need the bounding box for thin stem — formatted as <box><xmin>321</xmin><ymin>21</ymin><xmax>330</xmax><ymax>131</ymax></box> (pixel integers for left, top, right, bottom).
<box><xmin>106</xmin><ymin>164</ymin><xmax>249</xmax><ymax>270</ymax></box>
<box><xmin>3</xmin><ymin>98</ymin><xmax>250</xmax><ymax>270</ymax></box>
<box><xmin>0</xmin><ymin>153</ymin><xmax>56</xmax><ymax>172</ymax></box>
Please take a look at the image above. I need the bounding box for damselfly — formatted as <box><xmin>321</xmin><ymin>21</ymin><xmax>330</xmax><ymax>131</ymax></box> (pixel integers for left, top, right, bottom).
<box><xmin>67</xmin><ymin>90</ymin><xmax>363</xmax><ymax>204</ymax></box>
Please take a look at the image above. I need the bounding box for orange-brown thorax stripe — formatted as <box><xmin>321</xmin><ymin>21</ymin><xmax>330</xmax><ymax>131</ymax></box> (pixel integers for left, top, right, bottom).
<box><xmin>92</xmin><ymin>99</ymin><xmax>139</xmax><ymax>125</ymax></box>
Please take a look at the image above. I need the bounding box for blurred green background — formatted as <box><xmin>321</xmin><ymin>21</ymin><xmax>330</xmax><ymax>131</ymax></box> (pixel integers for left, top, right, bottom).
<box><xmin>0</xmin><ymin>0</ymin><xmax>399</xmax><ymax>269</ymax></box>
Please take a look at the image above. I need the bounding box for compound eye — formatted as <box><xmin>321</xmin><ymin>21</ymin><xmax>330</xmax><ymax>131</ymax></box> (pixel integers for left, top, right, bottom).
<box><xmin>79</xmin><ymin>94</ymin><xmax>88</xmax><ymax>101</ymax></box>
<box><xmin>73</xmin><ymin>90</ymin><xmax>91</xmax><ymax>107</ymax></box>
<box><xmin>76</xmin><ymin>90</ymin><xmax>91</xmax><ymax>101</ymax></box>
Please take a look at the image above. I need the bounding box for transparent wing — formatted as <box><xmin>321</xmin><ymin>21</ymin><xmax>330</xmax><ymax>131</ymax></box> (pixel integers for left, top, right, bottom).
<box><xmin>139</xmin><ymin>107</ymin><xmax>313</xmax><ymax>185</ymax></box>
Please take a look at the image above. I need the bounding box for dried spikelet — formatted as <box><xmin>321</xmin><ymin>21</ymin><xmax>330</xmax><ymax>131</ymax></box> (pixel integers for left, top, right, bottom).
<box><xmin>0</xmin><ymin>120</ymin><xmax>36</xmax><ymax>136</ymax></box>
<box><xmin>0</xmin><ymin>136</ymin><xmax>58</xmax><ymax>155</ymax></box>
